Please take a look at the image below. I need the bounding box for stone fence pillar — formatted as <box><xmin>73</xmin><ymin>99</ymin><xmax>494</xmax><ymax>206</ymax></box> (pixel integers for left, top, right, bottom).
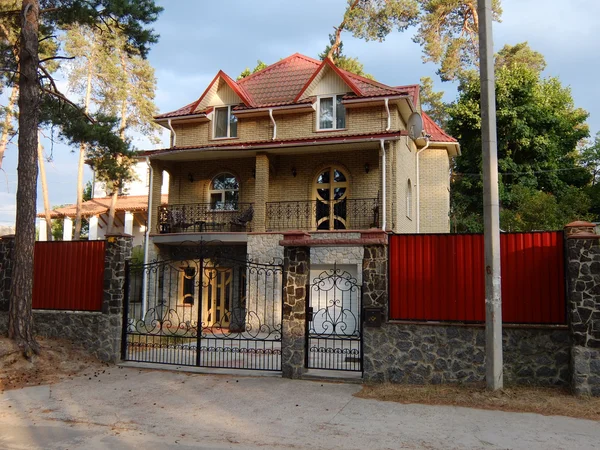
<box><xmin>281</xmin><ymin>232</ymin><xmax>310</xmax><ymax>378</ymax></box>
<box><xmin>565</xmin><ymin>221</ymin><xmax>600</xmax><ymax>396</ymax></box>
<box><xmin>0</xmin><ymin>235</ymin><xmax>15</xmax><ymax>312</ymax></box>
<box><xmin>101</xmin><ymin>234</ymin><xmax>133</xmax><ymax>362</ymax></box>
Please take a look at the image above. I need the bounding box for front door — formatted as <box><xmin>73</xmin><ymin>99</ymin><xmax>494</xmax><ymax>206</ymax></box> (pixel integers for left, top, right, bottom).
<box><xmin>204</xmin><ymin>267</ymin><xmax>232</xmax><ymax>328</ymax></box>
<box><xmin>315</xmin><ymin>167</ymin><xmax>348</xmax><ymax>230</ymax></box>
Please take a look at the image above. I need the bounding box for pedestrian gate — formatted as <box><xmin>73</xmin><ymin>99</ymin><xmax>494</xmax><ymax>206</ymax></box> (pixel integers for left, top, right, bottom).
<box><xmin>122</xmin><ymin>246</ymin><xmax>283</xmax><ymax>371</ymax></box>
<box><xmin>306</xmin><ymin>265</ymin><xmax>362</xmax><ymax>372</ymax></box>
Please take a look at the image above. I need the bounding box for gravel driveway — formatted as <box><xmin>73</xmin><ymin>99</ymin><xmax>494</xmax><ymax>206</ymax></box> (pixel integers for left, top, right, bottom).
<box><xmin>0</xmin><ymin>366</ymin><xmax>598</xmax><ymax>449</ymax></box>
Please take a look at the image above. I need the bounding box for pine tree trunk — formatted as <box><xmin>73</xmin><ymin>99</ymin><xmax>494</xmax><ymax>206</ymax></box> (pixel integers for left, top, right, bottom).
<box><xmin>107</xmin><ymin>188</ymin><xmax>119</xmax><ymax>234</ymax></box>
<box><xmin>0</xmin><ymin>85</ymin><xmax>18</xmax><ymax>171</ymax></box>
<box><xmin>107</xmin><ymin>52</ymin><xmax>129</xmax><ymax>235</ymax></box>
<box><xmin>9</xmin><ymin>0</ymin><xmax>40</xmax><ymax>357</ymax></box>
<box><xmin>37</xmin><ymin>135</ymin><xmax>52</xmax><ymax>242</ymax></box>
<box><xmin>74</xmin><ymin>57</ymin><xmax>94</xmax><ymax>239</ymax></box>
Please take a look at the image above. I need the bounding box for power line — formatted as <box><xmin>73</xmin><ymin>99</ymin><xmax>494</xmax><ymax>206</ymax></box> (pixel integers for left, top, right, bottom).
<box><xmin>453</xmin><ymin>167</ymin><xmax>588</xmax><ymax>178</ymax></box>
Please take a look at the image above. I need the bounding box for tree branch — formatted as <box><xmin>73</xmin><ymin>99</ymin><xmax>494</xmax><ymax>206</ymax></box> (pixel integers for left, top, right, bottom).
<box><xmin>39</xmin><ymin>55</ymin><xmax>75</xmax><ymax>63</ymax></box>
<box><xmin>41</xmin><ymin>87</ymin><xmax>96</xmax><ymax>124</ymax></box>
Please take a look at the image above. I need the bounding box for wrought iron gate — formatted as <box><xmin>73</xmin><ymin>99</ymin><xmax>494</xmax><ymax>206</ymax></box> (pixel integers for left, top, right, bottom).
<box><xmin>306</xmin><ymin>265</ymin><xmax>362</xmax><ymax>372</ymax></box>
<box><xmin>122</xmin><ymin>246</ymin><xmax>283</xmax><ymax>371</ymax></box>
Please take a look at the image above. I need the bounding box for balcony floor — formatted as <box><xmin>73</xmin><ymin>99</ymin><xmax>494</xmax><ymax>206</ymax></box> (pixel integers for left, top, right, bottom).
<box><xmin>150</xmin><ymin>232</ymin><xmax>249</xmax><ymax>245</ymax></box>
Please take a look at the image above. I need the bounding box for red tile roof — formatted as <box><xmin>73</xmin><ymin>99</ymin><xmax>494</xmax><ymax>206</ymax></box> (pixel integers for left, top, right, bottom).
<box><xmin>38</xmin><ymin>195</ymin><xmax>168</xmax><ymax>218</ymax></box>
<box><xmin>157</xmin><ymin>53</ymin><xmax>410</xmax><ymax>118</ymax></box>
<box><xmin>422</xmin><ymin>112</ymin><xmax>457</xmax><ymax>143</ymax></box>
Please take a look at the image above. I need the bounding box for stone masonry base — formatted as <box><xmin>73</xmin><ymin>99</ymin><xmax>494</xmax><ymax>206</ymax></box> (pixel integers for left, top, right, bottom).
<box><xmin>0</xmin><ymin>310</ymin><xmax>120</xmax><ymax>363</ymax></box>
<box><xmin>364</xmin><ymin>324</ymin><xmax>571</xmax><ymax>386</ymax></box>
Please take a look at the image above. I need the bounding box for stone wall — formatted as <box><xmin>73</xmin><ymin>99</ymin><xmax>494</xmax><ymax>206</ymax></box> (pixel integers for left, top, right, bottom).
<box><xmin>281</xmin><ymin>246</ymin><xmax>309</xmax><ymax>379</ymax></box>
<box><xmin>363</xmin><ymin>324</ymin><xmax>570</xmax><ymax>386</ymax></box>
<box><xmin>248</xmin><ymin>233</ymin><xmax>284</xmax><ymax>264</ymax></box>
<box><xmin>565</xmin><ymin>231</ymin><xmax>600</xmax><ymax>396</ymax></box>
<box><xmin>0</xmin><ymin>235</ymin><xmax>14</xmax><ymax>312</ymax></box>
<box><xmin>0</xmin><ymin>235</ymin><xmax>132</xmax><ymax>363</ymax></box>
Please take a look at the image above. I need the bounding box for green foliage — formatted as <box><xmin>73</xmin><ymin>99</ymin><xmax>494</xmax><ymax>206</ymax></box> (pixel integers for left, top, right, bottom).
<box><xmin>319</xmin><ymin>34</ymin><xmax>374</xmax><ymax>79</ymax></box>
<box><xmin>419</xmin><ymin>76</ymin><xmax>447</xmax><ymax>125</ymax></box>
<box><xmin>448</xmin><ymin>62</ymin><xmax>592</xmax><ymax>232</ymax></box>
<box><xmin>500</xmin><ymin>185</ymin><xmax>592</xmax><ymax>232</ymax></box>
<box><xmin>495</xmin><ymin>42</ymin><xmax>546</xmax><ymax>74</ymax></box>
<box><xmin>237</xmin><ymin>60</ymin><xmax>268</xmax><ymax>80</ymax></box>
<box><xmin>344</xmin><ymin>0</ymin><xmax>420</xmax><ymax>42</ymax></box>
<box><xmin>335</xmin><ymin>1</ymin><xmax>502</xmax><ymax>82</ymax></box>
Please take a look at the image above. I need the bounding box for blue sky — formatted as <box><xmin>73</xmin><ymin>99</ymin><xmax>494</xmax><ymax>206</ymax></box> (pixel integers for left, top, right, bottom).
<box><xmin>1</xmin><ymin>0</ymin><xmax>599</xmax><ymax>226</ymax></box>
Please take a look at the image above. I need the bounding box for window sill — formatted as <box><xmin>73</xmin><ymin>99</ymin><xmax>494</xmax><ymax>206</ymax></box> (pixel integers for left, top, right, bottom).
<box><xmin>315</xmin><ymin>128</ymin><xmax>348</xmax><ymax>133</ymax></box>
<box><xmin>211</xmin><ymin>136</ymin><xmax>239</xmax><ymax>141</ymax></box>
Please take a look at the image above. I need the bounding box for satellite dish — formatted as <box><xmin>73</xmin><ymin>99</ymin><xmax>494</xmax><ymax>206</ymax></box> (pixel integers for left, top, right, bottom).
<box><xmin>407</xmin><ymin>112</ymin><xmax>423</xmax><ymax>141</ymax></box>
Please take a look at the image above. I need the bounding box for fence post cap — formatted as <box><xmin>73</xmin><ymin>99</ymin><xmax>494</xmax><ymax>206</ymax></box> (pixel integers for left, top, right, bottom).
<box><xmin>564</xmin><ymin>221</ymin><xmax>596</xmax><ymax>228</ymax></box>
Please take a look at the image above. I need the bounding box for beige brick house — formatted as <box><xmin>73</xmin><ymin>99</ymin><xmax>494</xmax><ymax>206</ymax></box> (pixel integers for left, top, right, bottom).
<box><xmin>143</xmin><ymin>53</ymin><xmax>459</xmax><ymax>275</ymax></box>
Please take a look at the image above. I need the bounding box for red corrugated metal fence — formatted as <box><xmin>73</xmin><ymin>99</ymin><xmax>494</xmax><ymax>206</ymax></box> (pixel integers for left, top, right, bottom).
<box><xmin>389</xmin><ymin>232</ymin><xmax>565</xmax><ymax>324</ymax></box>
<box><xmin>32</xmin><ymin>241</ymin><xmax>106</xmax><ymax>311</ymax></box>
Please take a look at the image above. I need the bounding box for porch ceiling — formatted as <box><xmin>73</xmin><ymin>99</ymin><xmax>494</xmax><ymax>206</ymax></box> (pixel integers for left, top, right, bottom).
<box><xmin>146</xmin><ymin>140</ymin><xmax>384</xmax><ymax>162</ymax></box>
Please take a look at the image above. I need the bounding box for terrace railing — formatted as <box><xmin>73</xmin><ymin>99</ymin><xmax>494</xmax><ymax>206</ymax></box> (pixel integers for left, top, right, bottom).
<box><xmin>158</xmin><ymin>203</ymin><xmax>254</xmax><ymax>233</ymax></box>
<box><xmin>265</xmin><ymin>198</ymin><xmax>379</xmax><ymax>232</ymax></box>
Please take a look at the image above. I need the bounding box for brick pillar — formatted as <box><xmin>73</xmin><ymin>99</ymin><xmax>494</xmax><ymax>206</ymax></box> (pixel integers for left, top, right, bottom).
<box><xmin>565</xmin><ymin>222</ymin><xmax>600</xmax><ymax>396</ymax></box>
<box><xmin>101</xmin><ymin>234</ymin><xmax>133</xmax><ymax>362</ymax></box>
<box><xmin>149</xmin><ymin>161</ymin><xmax>164</xmax><ymax>235</ymax></box>
<box><xmin>254</xmin><ymin>153</ymin><xmax>269</xmax><ymax>232</ymax></box>
<box><xmin>0</xmin><ymin>235</ymin><xmax>15</xmax><ymax>312</ymax></box>
<box><xmin>281</xmin><ymin>241</ymin><xmax>310</xmax><ymax>378</ymax></box>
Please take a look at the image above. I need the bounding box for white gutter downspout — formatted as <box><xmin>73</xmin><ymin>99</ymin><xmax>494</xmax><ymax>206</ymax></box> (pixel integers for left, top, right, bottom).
<box><xmin>384</xmin><ymin>98</ymin><xmax>391</xmax><ymax>131</ymax></box>
<box><xmin>380</xmin><ymin>139</ymin><xmax>387</xmax><ymax>231</ymax></box>
<box><xmin>269</xmin><ymin>108</ymin><xmax>277</xmax><ymax>140</ymax></box>
<box><xmin>167</xmin><ymin>118</ymin><xmax>176</xmax><ymax>148</ymax></box>
<box><xmin>141</xmin><ymin>156</ymin><xmax>153</xmax><ymax>315</ymax></box>
<box><xmin>415</xmin><ymin>136</ymin><xmax>430</xmax><ymax>233</ymax></box>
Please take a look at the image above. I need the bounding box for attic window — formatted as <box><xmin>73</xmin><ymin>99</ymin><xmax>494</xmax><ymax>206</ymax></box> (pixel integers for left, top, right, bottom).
<box><xmin>214</xmin><ymin>106</ymin><xmax>238</xmax><ymax>138</ymax></box>
<box><xmin>318</xmin><ymin>95</ymin><xmax>346</xmax><ymax>130</ymax></box>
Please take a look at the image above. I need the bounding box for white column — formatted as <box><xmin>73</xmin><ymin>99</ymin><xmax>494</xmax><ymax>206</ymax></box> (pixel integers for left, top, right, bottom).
<box><xmin>63</xmin><ymin>217</ymin><xmax>73</xmax><ymax>241</ymax></box>
<box><xmin>124</xmin><ymin>211</ymin><xmax>134</xmax><ymax>236</ymax></box>
<box><xmin>39</xmin><ymin>219</ymin><xmax>48</xmax><ymax>241</ymax></box>
<box><xmin>89</xmin><ymin>215</ymin><xmax>99</xmax><ymax>240</ymax></box>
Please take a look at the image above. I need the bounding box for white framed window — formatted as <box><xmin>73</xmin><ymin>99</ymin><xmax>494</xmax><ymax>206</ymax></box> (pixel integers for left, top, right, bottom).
<box><xmin>213</xmin><ymin>105</ymin><xmax>238</xmax><ymax>138</ymax></box>
<box><xmin>209</xmin><ymin>172</ymin><xmax>239</xmax><ymax>210</ymax></box>
<box><xmin>317</xmin><ymin>95</ymin><xmax>346</xmax><ymax>130</ymax></box>
<box><xmin>406</xmin><ymin>179</ymin><xmax>413</xmax><ymax>219</ymax></box>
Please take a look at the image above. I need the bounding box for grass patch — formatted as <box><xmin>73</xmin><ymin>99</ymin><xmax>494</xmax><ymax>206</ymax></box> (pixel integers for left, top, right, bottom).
<box><xmin>355</xmin><ymin>383</ymin><xmax>600</xmax><ymax>421</ymax></box>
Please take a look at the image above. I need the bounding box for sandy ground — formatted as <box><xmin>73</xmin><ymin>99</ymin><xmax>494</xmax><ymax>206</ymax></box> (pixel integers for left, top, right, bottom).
<box><xmin>0</xmin><ymin>337</ymin><xmax>107</xmax><ymax>392</ymax></box>
<box><xmin>1</xmin><ymin>367</ymin><xmax>599</xmax><ymax>450</ymax></box>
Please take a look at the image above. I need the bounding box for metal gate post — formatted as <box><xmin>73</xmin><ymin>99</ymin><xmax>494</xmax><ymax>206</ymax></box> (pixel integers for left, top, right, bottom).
<box><xmin>196</xmin><ymin>257</ymin><xmax>204</xmax><ymax>367</ymax></box>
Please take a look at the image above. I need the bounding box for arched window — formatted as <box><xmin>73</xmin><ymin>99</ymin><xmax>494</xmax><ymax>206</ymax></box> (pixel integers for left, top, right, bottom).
<box><xmin>314</xmin><ymin>166</ymin><xmax>349</xmax><ymax>230</ymax></box>
<box><xmin>406</xmin><ymin>179</ymin><xmax>413</xmax><ymax>219</ymax></box>
<box><xmin>209</xmin><ymin>173</ymin><xmax>239</xmax><ymax>210</ymax></box>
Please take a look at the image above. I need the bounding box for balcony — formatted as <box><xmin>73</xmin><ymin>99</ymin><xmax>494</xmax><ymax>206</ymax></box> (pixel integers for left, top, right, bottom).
<box><xmin>266</xmin><ymin>198</ymin><xmax>379</xmax><ymax>232</ymax></box>
<box><xmin>158</xmin><ymin>203</ymin><xmax>254</xmax><ymax>233</ymax></box>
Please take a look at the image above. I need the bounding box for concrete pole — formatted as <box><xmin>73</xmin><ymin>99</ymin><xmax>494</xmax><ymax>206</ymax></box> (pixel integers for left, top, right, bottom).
<box><xmin>63</xmin><ymin>217</ymin><xmax>73</xmax><ymax>241</ymax></box>
<box><xmin>89</xmin><ymin>215</ymin><xmax>99</xmax><ymax>240</ymax></box>
<box><xmin>38</xmin><ymin>218</ymin><xmax>47</xmax><ymax>241</ymax></box>
<box><xmin>478</xmin><ymin>0</ymin><xmax>503</xmax><ymax>390</ymax></box>
<box><xmin>124</xmin><ymin>211</ymin><xmax>134</xmax><ymax>236</ymax></box>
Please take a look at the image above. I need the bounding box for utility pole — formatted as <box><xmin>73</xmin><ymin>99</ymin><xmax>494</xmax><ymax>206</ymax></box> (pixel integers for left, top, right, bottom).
<box><xmin>478</xmin><ymin>0</ymin><xmax>503</xmax><ymax>390</ymax></box>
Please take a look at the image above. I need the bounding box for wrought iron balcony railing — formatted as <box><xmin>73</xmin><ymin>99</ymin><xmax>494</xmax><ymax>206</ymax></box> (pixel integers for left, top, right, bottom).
<box><xmin>158</xmin><ymin>203</ymin><xmax>254</xmax><ymax>233</ymax></box>
<box><xmin>265</xmin><ymin>198</ymin><xmax>379</xmax><ymax>232</ymax></box>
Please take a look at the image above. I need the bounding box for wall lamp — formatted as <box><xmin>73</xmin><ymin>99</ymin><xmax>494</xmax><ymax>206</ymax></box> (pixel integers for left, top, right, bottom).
<box><xmin>291</xmin><ymin>167</ymin><xmax>297</xmax><ymax>177</ymax></box>
<box><xmin>188</xmin><ymin>172</ymin><xmax>194</xmax><ymax>183</ymax></box>
<box><xmin>364</xmin><ymin>163</ymin><xmax>370</xmax><ymax>174</ymax></box>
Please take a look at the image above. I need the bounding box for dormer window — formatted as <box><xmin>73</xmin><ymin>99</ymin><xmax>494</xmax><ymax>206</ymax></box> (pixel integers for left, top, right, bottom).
<box><xmin>214</xmin><ymin>105</ymin><xmax>238</xmax><ymax>138</ymax></box>
<box><xmin>317</xmin><ymin>95</ymin><xmax>346</xmax><ymax>130</ymax></box>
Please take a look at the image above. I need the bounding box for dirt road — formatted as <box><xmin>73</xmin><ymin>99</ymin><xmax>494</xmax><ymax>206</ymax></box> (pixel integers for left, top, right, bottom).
<box><xmin>0</xmin><ymin>367</ymin><xmax>598</xmax><ymax>449</ymax></box>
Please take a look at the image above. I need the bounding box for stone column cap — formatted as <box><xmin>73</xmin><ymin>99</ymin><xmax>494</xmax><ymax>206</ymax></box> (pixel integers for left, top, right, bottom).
<box><xmin>565</xmin><ymin>221</ymin><xmax>596</xmax><ymax>228</ymax></box>
<box><xmin>567</xmin><ymin>232</ymin><xmax>600</xmax><ymax>240</ymax></box>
